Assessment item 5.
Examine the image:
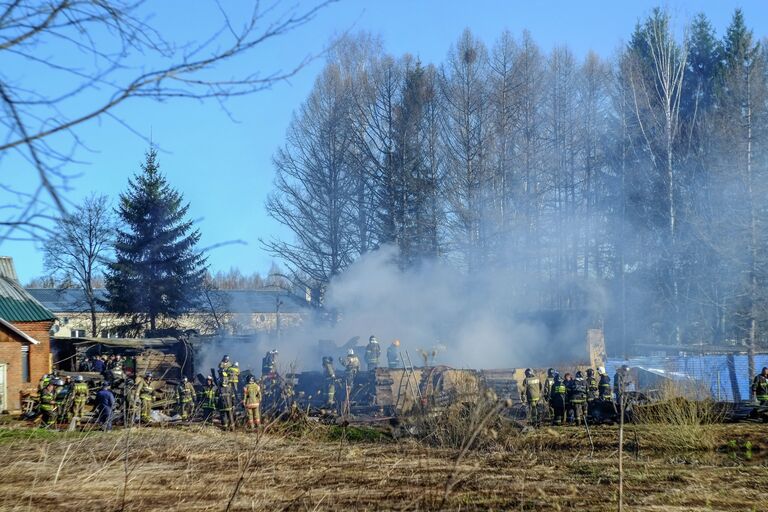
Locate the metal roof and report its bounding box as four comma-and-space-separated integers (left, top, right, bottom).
26, 288, 309, 315
0, 257, 55, 322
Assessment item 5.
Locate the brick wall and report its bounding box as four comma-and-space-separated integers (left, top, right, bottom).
0, 320, 52, 412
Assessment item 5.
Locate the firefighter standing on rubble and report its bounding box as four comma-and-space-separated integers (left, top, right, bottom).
71, 375, 89, 423
550, 373, 567, 426
751, 367, 768, 405
262, 350, 278, 376
177, 377, 196, 420
568, 371, 588, 425
219, 355, 231, 380
135, 372, 154, 423
228, 362, 241, 397
243, 375, 262, 430
200, 376, 218, 423
340, 349, 360, 384
365, 335, 381, 371
322, 356, 336, 409
387, 340, 401, 368
520, 368, 542, 426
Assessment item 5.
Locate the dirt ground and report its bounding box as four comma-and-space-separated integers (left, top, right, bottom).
0, 421, 765, 511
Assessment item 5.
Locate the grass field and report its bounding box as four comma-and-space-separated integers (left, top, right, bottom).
0, 420, 765, 511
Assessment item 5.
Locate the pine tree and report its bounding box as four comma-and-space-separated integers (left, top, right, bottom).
105, 147, 207, 331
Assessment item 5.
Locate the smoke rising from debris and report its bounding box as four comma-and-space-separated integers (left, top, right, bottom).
196, 245, 604, 374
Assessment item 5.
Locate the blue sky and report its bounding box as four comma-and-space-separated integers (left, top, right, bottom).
4, 0, 767, 284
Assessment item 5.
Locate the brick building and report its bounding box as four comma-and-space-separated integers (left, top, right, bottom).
0, 257, 55, 412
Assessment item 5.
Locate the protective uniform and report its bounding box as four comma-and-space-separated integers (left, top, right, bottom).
228, 362, 241, 395
176, 378, 196, 420
543, 368, 556, 421
262, 350, 278, 376
340, 350, 360, 386
135, 374, 154, 423
38, 384, 57, 427
200, 379, 217, 423
520, 369, 542, 426
218, 384, 235, 429
322, 356, 336, 407
387, 340, 401, 369
71, 376, 89, 421
751, 367, 768, 405
597, 367, 611, 400
364, 336, 381, 371
568, 371, 588, 424
218, 355, 231, 381
54, 378, 70, 423
550, 374, 567, 426
243, 377, 262, 430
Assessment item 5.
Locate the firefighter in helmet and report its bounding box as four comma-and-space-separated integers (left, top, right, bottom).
387, 339, 401, 368
751, 367, 768, 405
243, 375, 262, 430
520, 368, 542, 426
364, 335, 381, 371
71, 375, 89, 423
550, 372, 567, 426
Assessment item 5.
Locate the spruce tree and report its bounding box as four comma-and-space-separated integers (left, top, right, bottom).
106, 147, 207, 332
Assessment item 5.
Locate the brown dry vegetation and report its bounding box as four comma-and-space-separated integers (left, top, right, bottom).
0, 420, 766, 512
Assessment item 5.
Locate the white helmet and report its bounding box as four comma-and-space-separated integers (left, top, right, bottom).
347, 348, 355, 356
234, 362, 239, 367
597, 366, 606, 375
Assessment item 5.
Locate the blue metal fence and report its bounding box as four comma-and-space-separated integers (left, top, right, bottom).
606, 354, 768, 402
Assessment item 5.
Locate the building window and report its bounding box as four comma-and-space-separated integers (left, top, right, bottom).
21, 345, 30, 382
72, 329, 86, 338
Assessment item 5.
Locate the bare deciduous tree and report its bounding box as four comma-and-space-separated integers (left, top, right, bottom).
0, 0, 332, 241
43, 194, 114, 336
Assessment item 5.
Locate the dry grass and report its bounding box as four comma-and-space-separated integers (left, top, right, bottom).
0, 420, 765, 511
633, 381, 725, 452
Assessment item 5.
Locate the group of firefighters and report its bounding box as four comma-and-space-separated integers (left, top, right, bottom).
519, 366, 630, 426
31, 335, 768, 431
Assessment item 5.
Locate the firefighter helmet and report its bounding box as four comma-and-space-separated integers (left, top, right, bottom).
525, 368, 534, 378
575, 370, 583, 379
74, 375, 84, 382
347, 348, 355, 356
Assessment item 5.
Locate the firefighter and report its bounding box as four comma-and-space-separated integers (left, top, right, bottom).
550, 373, 567, 426
364, 335, 381, 371
135, 372, 154, 423
218, 355, 231, 380
520, 368, 542, 426
229, 362, 241, 394
585, 368, 599, 416
542, 368, 556, 420
218, 379, 235, 430
200, 376, 218, 423
568, 370, 588, 425
751, 367, 768, 405
322, 356, 336, 408
387, 340, 401, 369
243, 375, 262, 430
176, 377, 196, 420
54, 377, 70, 424
38, 381, 57, 428
340, 349, 360, 385
71, 375, 89, 422
262, 350, 278, 376
597, 367, 612, 400
614, 365, 631, 404
37, 373, 51, 393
